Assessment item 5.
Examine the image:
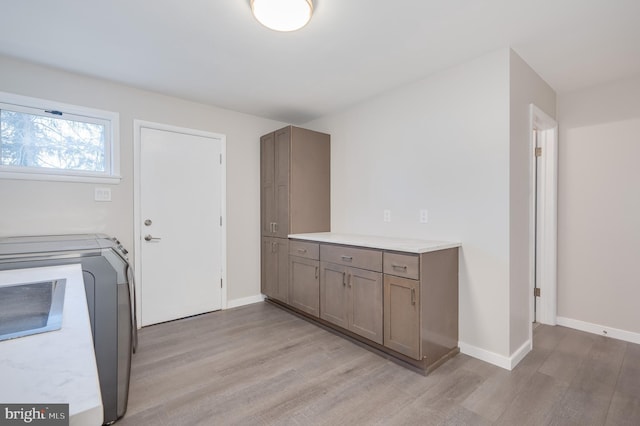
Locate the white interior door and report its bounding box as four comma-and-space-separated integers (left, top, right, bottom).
139, 126, 223, 326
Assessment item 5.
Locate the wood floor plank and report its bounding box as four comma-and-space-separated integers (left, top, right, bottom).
615, 341, 640, 397
461, 336, 555, 422
492, 371, 569, 425
547, 336, 627, 426
118, 303, 640, 426
605, 391, 640, 426
538, 328, 597, 384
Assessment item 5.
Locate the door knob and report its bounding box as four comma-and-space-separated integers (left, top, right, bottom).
144, 234, 161, 242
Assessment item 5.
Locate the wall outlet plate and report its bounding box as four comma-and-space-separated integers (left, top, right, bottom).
94, 187, 112, 202
419, 209, 428, 223
383, 209, 391, 222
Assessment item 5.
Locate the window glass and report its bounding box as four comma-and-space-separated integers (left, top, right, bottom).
1, 109, 107, 172
0, 92, 119, 183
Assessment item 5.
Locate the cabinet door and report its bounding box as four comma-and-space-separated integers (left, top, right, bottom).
261, 237, 277, 297
289, 256, 319, 317
349, 268, 383, 344
384, 275, 420, 359
275, 238, 289, 302
260, 133, 276, 236
320, 262, 348, 329
261, 237, 289, 303
274, 127, 290, 237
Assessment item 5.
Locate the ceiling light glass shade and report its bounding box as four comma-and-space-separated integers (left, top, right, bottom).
251, 0, 314, 32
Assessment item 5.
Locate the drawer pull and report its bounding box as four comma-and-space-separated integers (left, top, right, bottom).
340, 255, 353, 262
392, 264, 408, 271
342, 272, 346, 286
411, 288, 416, 305
297, 248, 307, 253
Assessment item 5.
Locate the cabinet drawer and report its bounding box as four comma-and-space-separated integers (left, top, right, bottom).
383, 252, 419, 280
320, 244, 382, 272
289, 240, 319, 260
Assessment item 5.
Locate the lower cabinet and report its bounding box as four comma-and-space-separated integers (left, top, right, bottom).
319, 262, 348, 329
280, 237, 459, 374
261, 237, 289, 303
320, 261, 383, 344
289, 256, 319, 317
383, 274, 420, 359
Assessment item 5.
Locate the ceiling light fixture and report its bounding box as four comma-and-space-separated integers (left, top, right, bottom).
251, 0, 314, 32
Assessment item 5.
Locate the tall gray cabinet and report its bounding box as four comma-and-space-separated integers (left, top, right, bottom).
260, 126, 330, 303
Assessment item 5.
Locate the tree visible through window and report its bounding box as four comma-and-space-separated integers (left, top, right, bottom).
0, 92, 119, 182
0, 110, 106, 172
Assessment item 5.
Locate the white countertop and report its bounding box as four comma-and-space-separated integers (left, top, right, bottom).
0, 264, 103, 426
288, 232, 461, 254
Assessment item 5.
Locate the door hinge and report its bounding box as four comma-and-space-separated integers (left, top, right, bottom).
220, 278, 223, 288
535, 147, 542, 157
219, 153, 222, 164
220, 216, 222, 226
534, 288, 541, 297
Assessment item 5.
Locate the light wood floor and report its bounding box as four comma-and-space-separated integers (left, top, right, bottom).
119, 302, 640, 425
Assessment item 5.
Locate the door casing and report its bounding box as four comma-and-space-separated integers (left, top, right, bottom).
529, 104, 558, 333
133, 120, 227, 328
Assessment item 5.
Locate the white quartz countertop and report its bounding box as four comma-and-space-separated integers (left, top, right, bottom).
0, 264, 103, 426
288, 232, 461, 254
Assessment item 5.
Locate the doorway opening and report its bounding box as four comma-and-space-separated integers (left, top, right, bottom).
529, 104, 558, 331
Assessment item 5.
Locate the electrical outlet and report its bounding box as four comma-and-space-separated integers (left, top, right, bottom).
94, 187, 112, 202
383, 209, 391, 222
419, 209, 428, 223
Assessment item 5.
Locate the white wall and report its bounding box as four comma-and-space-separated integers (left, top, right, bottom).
305, 49, 513, 358
557, 75, 640, 336
508, 51, 556, 354
0, 55, 285, 304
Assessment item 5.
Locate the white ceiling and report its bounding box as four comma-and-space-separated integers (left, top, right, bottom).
1, 1, 639, 124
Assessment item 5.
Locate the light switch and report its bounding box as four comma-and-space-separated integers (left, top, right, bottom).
94, 187, 112, 202
383, 209, 391, 222
419, 209, 428, 223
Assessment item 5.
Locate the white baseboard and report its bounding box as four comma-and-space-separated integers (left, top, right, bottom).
226, 294, 265, 309
510, 339, 532, 369
557, 316, 640, 345
459, 339, 531, 371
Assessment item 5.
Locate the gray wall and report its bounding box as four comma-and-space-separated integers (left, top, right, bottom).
508, 50, 556, 353
0, 55, 286, 304
305, 49, 514, 358
557, 74, 640, 334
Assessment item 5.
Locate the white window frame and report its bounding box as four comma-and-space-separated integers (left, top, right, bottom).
0, 91, 120, 184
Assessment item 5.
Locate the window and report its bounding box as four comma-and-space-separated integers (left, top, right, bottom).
0, 92, 120, 183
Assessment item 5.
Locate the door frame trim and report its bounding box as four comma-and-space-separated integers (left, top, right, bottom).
133, 120, 227, 328
528, 104, 558, 333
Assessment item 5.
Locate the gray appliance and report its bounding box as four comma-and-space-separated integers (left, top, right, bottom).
0, 234, 137, 425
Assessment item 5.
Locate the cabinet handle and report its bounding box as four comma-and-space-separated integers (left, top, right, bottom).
341, 255, 353, 262
342, 271, 346, 286
315, 266, 319, 279
271, 242, 276, 252
273, 222, 278, 233
297, 248, 307, 253
392, 264, 408, 271
411, 288, 416, 305
347, 273, 352, 288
